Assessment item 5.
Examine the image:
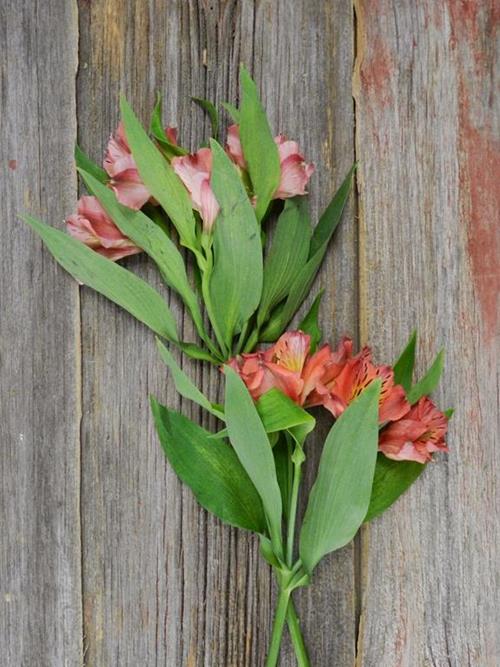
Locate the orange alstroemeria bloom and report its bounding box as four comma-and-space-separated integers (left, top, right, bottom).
230, 332, 410, 425
378, 396, 449, 463
325, 347, 410, 423
229, 331, 352, 409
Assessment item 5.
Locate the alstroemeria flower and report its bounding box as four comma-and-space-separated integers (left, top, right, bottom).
379, 396, 449, 463
226, 124, 246, 169
229, 331, 351, 408
225, 125, 315, 199
66, 195, 141, 261
103, 121, 152, 210
325, 348, 410, 423
171, 148, 220, 232
274, 135, 315, 199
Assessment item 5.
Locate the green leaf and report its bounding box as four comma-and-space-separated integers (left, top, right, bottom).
156, 339, 224, 419
257, 198, 311, 326
149, 93, 187, 158
24, 215, 178, 342
222, 102, 241, 123
192, 97, 219, 139
79, 169, 207, 342
364, 454, 425, 522
260, 168, 354, 341
224, 367, 283, 556
179, 342, 220, 364
443, 408, 454, 419
273, 435, 292, 521
74, 144, 108, 183
298, 290, 324, 353
151, 398, 266, 533
239, 65, 280, 221
259, 251, 324, 342
209, 139, 263, 345
299, 380, 381, 573
309, 165, 356, 256
393, 330, 417, 392
256, 389, 315, 444
407, 350, 445, 404
120, 96, 198, 253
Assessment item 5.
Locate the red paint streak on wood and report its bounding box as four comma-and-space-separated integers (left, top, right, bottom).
8, 159, 17, 170
359, 37, 394, 108
447, 1, 500, 342
459, 86, 500, 342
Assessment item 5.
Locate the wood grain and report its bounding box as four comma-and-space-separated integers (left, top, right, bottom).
353, 1, 499, 665
77, 1, 355, 665
0, 1, 82, 665
2, 0, 498, 665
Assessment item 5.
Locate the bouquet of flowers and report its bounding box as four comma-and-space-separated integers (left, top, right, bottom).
25, 66, 451, 665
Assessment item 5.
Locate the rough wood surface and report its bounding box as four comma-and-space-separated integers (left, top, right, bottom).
76, 2, 356, 665
353, 1, 499, 666
0, 1, 82, 665
1, 0, 498, 665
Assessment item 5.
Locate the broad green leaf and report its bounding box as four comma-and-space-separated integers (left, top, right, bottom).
257, 198, 311, 326
239, 65, 280, 221
156, 339, 224, 419
224, 367, 283, 556
300, 380, 381, 573
151, 398, 266, 533
256, 389, 315, 444
75, 144, 108, 183
120, 97, 198, 252
407, 350, 445, 404
209, 140, 263, 345
206, 387, 315, 441
364, 454, 424, 522
222, 102, 241, 123
260, 168, 354, 341
79, 170, 207, 341
298, 290, 324, 353
149, 93, 187, 158
192, 97, 219, 139
24, 216, 178, 342
393, 330, 417, 392
309, 165, 356, 256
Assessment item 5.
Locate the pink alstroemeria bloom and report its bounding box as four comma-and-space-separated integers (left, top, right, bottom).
274, 135, 315, 199
225, 124, 315, 199
66, 195, 141, 261
103, 121, 151, 210
325, 348, 410, 423
378, 396, 449, 463
225, 124, 247, 169
228, 331, 352, 409
171, 148, 220, 232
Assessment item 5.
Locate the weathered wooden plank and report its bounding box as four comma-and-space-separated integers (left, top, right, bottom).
249, 2, 358, 665
0, 1, 82, 665
353, 1, 499, 665
76, 1, 355, 665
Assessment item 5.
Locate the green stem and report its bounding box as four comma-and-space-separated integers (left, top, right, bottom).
200, 243, 229, 359
287, 600, 311, 667
235, 320, 249, 355
266, 586, 291, 667
242, 328, 259, 353
286, 447, 304, 566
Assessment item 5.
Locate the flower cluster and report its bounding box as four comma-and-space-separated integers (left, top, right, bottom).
229, 330, 448, 463
172, 124, 314, 231
66, 121, 314, 254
